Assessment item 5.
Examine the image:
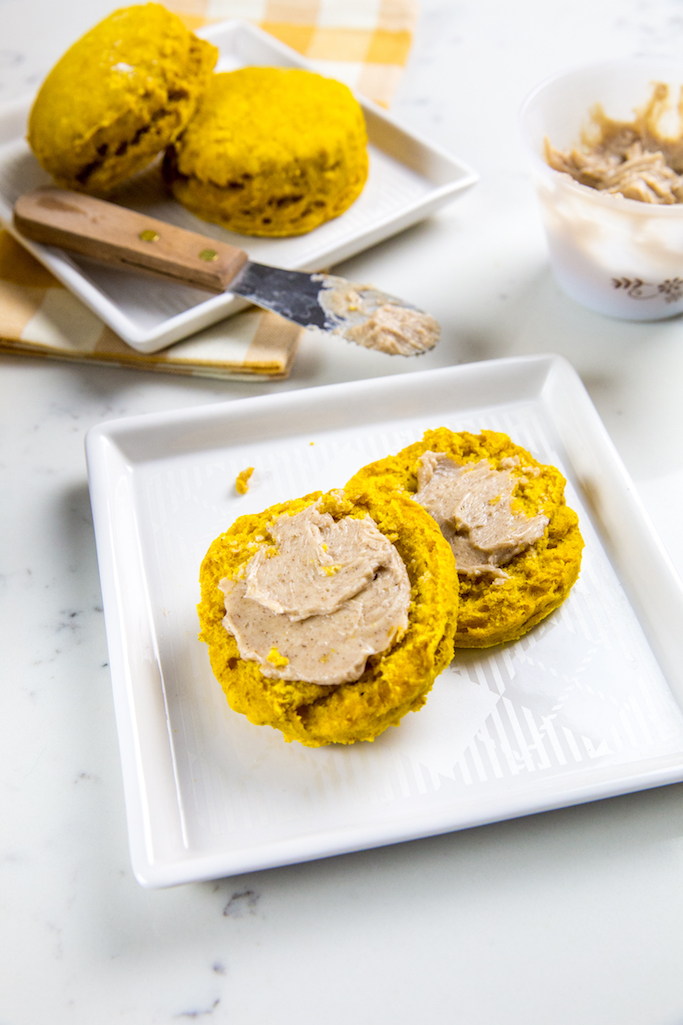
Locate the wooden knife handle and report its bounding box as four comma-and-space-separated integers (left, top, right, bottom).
13, 187, 248, 293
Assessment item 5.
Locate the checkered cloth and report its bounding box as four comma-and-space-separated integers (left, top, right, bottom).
0, 0, 417, 380
175, 0, 417, 108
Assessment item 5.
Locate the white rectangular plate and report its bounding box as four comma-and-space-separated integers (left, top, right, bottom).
86, 355, 683, 888
0, 19, 477, 353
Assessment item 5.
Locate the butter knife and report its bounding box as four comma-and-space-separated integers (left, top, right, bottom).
13, 187, 439, 356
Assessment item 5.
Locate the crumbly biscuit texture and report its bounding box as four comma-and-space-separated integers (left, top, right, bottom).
198, 487, 458, 746
27, 4, 218, 194
165, 67, 368, 236
346, 429, 584, 648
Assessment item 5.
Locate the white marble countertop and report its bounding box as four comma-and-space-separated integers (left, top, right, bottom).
3, 1, 683, 1023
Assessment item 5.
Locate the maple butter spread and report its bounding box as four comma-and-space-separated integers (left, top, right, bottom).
344, 429, 584, 648
198, 487, 458, 746
219, 501, 410, 686
347, 304, 440, 356
415, 452, 548, 580
315, 276, 440, 356
545, 83, 683, 204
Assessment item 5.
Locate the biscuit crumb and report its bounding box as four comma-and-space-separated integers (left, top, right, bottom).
235, 467, 254, 494
266, 647, 289, 668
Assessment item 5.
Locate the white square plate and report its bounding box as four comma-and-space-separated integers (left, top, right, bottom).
86, 355, 683, 888
0, 19, 477, 353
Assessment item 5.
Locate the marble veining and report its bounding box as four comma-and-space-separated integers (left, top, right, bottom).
222, 890, 261, 918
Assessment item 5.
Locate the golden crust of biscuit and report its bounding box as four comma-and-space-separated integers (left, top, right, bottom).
345, 429, 585, 648
164, 67, 368, 237
27, 4, 217, 194
197, 487, 458, 747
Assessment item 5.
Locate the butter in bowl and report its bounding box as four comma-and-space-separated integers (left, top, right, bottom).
521, 58, 683, 321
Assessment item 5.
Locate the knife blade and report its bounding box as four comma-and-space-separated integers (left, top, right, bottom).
13, 187, 440, 355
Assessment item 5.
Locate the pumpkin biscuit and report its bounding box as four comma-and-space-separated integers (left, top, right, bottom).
346, 429, 584, 648
164, 67, 368, 236
198, 486, 458, 747
27, 4, 217, 194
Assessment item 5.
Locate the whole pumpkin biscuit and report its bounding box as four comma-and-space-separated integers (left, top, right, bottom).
198, 486, 458, 747
164, 67, 369, 236
345, 429, 584, 648
27, 4, 218, 194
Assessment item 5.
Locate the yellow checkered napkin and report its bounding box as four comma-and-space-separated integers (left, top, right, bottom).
176, 0, 417, 108
0, 0, 416, 380
0, 232, 301, 379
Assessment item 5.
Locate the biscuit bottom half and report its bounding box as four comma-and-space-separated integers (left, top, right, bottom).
198, 487, 458, 746
345, 429, 585, 648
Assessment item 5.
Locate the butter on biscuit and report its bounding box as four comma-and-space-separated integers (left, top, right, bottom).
346, 429, 584, 648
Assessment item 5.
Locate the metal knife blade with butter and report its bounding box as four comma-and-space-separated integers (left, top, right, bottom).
13, 188, 440, 356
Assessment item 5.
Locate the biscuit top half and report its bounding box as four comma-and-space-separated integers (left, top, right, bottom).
170, 67, 368, 184
28, 3, 218, 191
